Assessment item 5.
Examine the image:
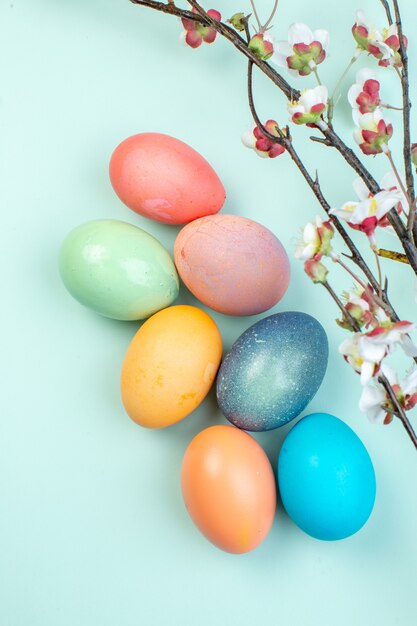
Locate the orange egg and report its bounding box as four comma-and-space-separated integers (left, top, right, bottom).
120, 306, 222, 428
181, 425, 276, 553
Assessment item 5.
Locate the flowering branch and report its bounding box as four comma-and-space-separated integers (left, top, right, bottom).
130, 0, 417, 273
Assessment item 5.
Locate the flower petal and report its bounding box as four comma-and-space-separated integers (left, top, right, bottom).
373, 190, 402, 218
313, 29, 329, 50
402, 367, 417, 395
348, 84, 362, 109
353, 177, 371, 201
356, 10, 370, 28
271, 40, 293, 67
359, 335, 387, 363
359, 384, 386, 423
360, 360, 377, 384
288, 22, 314, 46
356, 67, 377, 86
241, 129, 256, 149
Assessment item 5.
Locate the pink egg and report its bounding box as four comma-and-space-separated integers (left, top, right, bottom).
174, 214, 291, 316
109, 133, 226, 225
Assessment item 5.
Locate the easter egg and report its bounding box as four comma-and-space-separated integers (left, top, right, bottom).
216, 311, 328, 431
59, 220, 179, 321
278, 413, 376, 540
174, 214, 290, 316
121, 305, 222, 428
181, 425, 276, 553
109, 133, 226, 224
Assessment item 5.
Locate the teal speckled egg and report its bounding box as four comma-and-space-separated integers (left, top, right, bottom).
216, 312, 328, 431
59, 220, 179, 321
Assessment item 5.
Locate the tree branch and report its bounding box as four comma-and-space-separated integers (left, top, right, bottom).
246, 60, 400, 320
392, 0, 416, 238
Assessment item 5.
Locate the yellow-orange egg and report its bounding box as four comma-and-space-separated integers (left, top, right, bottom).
181, 425, 277, 553
120, 305, 222, 428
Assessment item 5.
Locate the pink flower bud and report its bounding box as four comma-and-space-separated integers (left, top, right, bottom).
378, 31, 408, 68
353, 111, 393, 155
228, 12, 246, 32
304, 258, 328, 284
242, 120, 285, 159
288, 86, 328, 128
249, 33, 274, 61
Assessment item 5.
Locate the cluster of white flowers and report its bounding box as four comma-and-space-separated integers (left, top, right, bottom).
330, 174, 404, 250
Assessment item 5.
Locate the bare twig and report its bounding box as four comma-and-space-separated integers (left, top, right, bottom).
322, 281, 357, 328
373, 249, 383, 299
249, 0, 262, 31
385, 148, 410, 216
310, 136, 332, 146
392, 0, 416, 237
262, 0, 279, 32
380, 0, 393, 25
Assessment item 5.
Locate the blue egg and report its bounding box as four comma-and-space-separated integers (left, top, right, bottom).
278, 413, 376, 540
216, 312, 328, 431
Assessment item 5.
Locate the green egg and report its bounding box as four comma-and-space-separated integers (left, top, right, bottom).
59, 219, 179, 321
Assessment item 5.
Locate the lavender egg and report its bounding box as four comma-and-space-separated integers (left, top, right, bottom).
216, 312, 328, 431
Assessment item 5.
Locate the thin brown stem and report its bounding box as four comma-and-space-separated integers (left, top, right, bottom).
379, 374, 417, 450
380, 0, 393, 24
385, 149, 410, 217
329, 55, 358, 124
249, 0, 262, 31
335, 258, 366, 289
382, 103, 403, 111
373, 249, 383, 299
262, 0, 279, 32
392, 0, 416, 237
322, 281, 360, 330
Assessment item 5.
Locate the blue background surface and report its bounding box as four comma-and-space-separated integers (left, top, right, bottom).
1, 1, 417, 624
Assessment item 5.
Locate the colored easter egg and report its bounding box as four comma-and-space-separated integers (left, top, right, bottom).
59, 220, 179, 321
109, 133, 226, 224
121, 305, 222, 428
181, 425, 276, 553
216, 312, 328, 431
278, 413, 376, 540
174, 214, 290, 316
